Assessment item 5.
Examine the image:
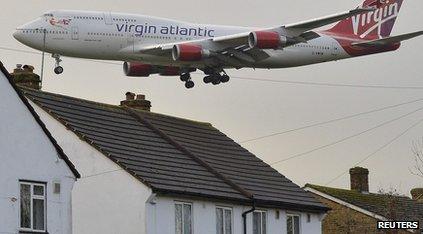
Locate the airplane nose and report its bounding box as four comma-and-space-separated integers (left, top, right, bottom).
13, 29, 22, 41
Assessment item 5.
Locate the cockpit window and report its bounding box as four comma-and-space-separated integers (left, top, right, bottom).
43, 13, 54, 17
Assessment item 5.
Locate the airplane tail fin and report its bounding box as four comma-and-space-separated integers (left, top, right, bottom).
326, 0, 404, 39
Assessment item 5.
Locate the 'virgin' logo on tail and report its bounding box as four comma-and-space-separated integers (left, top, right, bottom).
352, 2, 399, 38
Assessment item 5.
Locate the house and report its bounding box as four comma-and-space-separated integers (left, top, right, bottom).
305, 167, 423, 234
0, 62, 80, 234
8, 65, 330, 234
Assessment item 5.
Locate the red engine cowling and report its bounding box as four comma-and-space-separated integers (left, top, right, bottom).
172, 44, 210, 61
248, 31, 287, 49
123, 62, 154, 77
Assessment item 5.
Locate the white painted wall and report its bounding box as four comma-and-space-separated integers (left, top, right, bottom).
30, 102, 153, 234
0, 73, 76, 234
147, 196, 323, 234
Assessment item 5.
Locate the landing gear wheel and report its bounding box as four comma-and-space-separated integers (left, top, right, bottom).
203, 76, 212, 84
54, 66, 64, 75
211, 75, 221, 85
180, 73, 190, 82
221, 74, 230, 83
185, 80, 195, 89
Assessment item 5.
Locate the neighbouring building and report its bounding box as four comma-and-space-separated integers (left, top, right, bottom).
0, 62, 80, 234
305, 167, 423, 234
10, 64, 330, 234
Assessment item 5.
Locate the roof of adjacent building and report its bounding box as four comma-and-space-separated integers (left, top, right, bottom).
0, 62, 80, 178
306, 184, 423, 222
21, 86, 328, 212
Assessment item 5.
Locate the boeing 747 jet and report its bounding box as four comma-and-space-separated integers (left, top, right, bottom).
13, 0, 422, 88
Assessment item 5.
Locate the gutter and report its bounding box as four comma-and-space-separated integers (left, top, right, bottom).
242, 199, 256, 234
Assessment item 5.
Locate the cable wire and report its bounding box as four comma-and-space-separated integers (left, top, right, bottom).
241, 97, 423, 143
325, 117, 423, 185
270, 106, 423, 165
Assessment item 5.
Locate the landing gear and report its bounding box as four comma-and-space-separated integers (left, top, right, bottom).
54, 66, 64, 75
52, 54, 63, 75
180, 73, 195, 89
203, 70, 230, 85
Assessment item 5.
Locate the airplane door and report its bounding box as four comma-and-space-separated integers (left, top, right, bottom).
103, 12, 113, 25
127, 34, 134, 53
71, 27, 79, 40
332, 42, 340, 57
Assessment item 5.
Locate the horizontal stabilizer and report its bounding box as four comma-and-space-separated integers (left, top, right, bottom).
352, 31, 423, 47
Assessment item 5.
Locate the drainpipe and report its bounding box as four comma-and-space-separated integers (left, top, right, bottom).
242, 199, 256, 234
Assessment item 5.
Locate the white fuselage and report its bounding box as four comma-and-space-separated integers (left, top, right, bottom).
14, 10, 350, 69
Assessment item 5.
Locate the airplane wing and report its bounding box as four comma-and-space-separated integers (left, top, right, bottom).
351, 31, 423, 47
137, 8, 372, 68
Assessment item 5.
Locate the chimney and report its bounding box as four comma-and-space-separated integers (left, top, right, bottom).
349, 167, 369, 193
411, 188, 423, 202
120, 92, 151, 111
10, 64, 41, 90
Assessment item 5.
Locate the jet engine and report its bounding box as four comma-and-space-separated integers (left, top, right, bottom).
172, 44, 210, 61
248, 31, 288, 49
123, 62, 154, 77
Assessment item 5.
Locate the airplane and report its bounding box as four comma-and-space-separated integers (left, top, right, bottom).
13, 0, 423, 89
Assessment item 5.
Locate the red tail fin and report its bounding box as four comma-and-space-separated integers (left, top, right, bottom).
326, 0, 404, 39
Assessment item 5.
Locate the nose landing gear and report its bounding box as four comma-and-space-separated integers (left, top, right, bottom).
52, 54, 63, 75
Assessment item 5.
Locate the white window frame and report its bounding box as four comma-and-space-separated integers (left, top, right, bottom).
252, 210, 267, 234
19, 181, 47, 233
286, 213, 301, 234
174, 201, 193, 234
216, 206, 233, 234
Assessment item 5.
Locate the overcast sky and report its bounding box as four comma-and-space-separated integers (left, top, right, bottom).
2, 0, 423, 196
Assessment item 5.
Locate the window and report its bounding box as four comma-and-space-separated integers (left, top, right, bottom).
253, 210, 266, 234
216, 207, 232, 234
175, 202, 192, 234
20, 182, 46, 232
287, 214, 300, 234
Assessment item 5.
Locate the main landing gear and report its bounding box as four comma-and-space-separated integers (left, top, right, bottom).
203, 71, 230, 85
180, 73, 195, 89
52, 54, 64, 75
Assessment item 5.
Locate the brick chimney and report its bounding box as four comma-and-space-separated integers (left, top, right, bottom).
411, 188, 423, 202
120, 92, 151, 111
10, 64, 41, 90
349, 167, 369, 193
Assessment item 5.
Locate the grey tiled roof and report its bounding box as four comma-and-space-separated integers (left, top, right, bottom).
307, 184, 423, 223
22, 87, 328, 212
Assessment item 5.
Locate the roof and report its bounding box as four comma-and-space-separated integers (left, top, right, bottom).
306, 184, 423, 223
21, 86, 328, 212
0, 62, 80, 178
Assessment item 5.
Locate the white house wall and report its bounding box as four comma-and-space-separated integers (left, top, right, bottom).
29, 101, 153, 234
147, 196, 323, 234
0, 73, 76, 234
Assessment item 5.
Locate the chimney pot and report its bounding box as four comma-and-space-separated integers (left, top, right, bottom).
349, 167, 369, 193
136, 94, 145, 100
125, 92, 136, 101
411, 188, 423, 202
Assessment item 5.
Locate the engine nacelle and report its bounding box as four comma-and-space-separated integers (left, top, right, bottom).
172, 44, 210, 61
123, 62, 154, 77
248, 31, 288, 49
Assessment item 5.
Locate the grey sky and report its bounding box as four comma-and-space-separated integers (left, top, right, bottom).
2, 0, 423, 196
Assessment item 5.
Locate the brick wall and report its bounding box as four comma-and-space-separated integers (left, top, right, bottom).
311, 194, 411, 234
